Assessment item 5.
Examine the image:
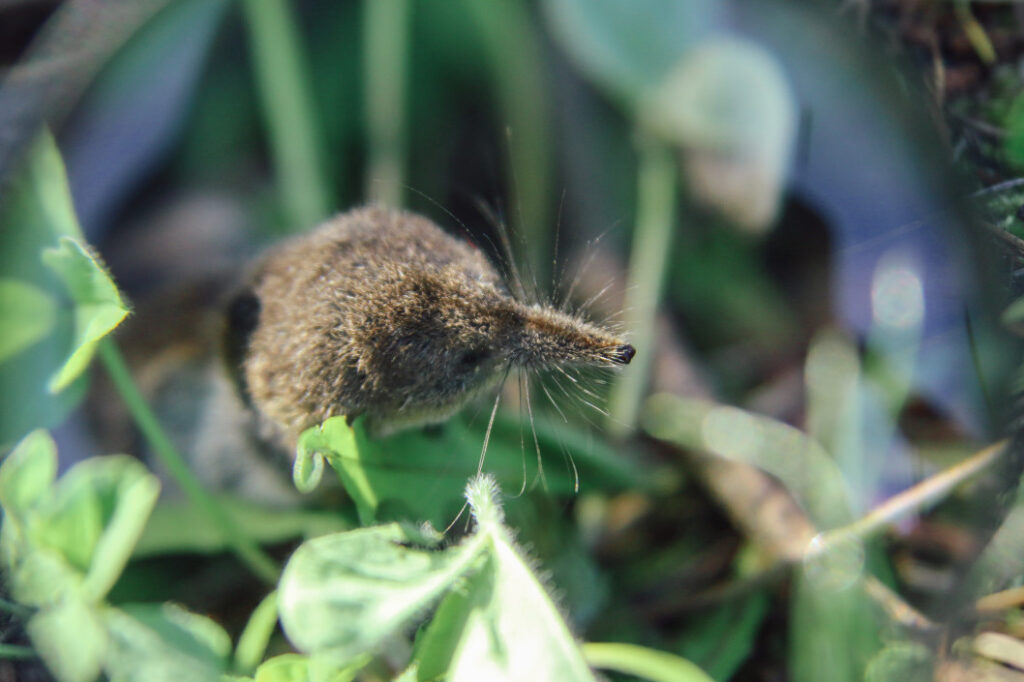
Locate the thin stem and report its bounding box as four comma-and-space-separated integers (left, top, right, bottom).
976, 585, 1024, 613
98, 339, 280, 584
810, 440, 1006, 554
0, 598, 31, 619
462, 0, 552, 282
363, 0, 410, 207
607, 138, 676, 435
0, 644, 36, 660
241, 0, 331, 230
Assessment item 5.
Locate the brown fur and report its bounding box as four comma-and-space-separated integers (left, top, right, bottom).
233, 206, 633, 445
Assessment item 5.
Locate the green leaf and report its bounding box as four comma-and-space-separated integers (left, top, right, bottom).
42, 237, 129, 393
644, 394, 852, 529
0, 279, 58, 363
9, 131, 83, 242
292, 438, 325, 494
789, 574, 881, 682
103, 603, 231, 682
392, 664, 418, 682
132, 496, 348, 558
254, 655, 308, 682
676, 589, 769, 681
582, 643, 714, 682
0, 429, 58, 517
312, 412, 650, 530
430, 476, 598, 682
5, 542, 85, 608
643, 37, 795, 230
863, 642, 933, 682
234, 591, 279, 675
1002, 295, 1024, 334
27, 596, 106, 682
278, 523, 486, 664
297, 417, 376, 524
0, 130, 92, 442
1005, 91, 1024, 168
541, 0, 714, 105
250, 653, 367, 682
30, 456, 160, 601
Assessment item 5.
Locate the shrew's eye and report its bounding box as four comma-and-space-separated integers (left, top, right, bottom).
458, 347, 491, 368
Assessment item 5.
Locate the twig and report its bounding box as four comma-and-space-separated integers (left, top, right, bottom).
812, 440, 1007, 553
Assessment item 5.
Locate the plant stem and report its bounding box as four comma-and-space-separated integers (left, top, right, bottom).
241, 0, 330, 230
363, 0, 410, 207
234, 590, 279, 674
0, 598, 31, 619
608, 139, 676, 436
462, 0, 552, 283
0, 644, 36, 660
809, 440, 1007, 556
97, 339, 280, 584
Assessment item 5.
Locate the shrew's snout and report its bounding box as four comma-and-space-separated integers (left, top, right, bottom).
612, 344, 635, 365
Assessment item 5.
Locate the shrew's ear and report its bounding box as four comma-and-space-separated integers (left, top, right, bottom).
223, 288, 261, 406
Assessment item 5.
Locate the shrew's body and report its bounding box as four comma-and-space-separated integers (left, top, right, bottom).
228, 206, 634, 446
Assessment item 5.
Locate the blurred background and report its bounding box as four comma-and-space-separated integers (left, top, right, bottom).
2, 0, 1024, 679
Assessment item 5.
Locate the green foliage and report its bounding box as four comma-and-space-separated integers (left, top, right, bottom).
295, 413, 651, 529
275, 475, 697, 681
0, 430, 230, 682
541, 0, 714, 106
41, 237, 129, 393
1005, 91, 1024, 168
0, 131, 128, 441
0, 279, 57, 364
582, 642, 714, 682
676, 590, 770, 681
644, 394, 853, 529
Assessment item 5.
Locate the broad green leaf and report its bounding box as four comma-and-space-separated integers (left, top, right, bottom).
6, 542, 85, 608
27, 596, 107, 682
104, 603, 231, 682
0, 279, 58, 363
254, 655, 308, 682
133, 496, 349, 558
676, 589, 769, 681
789, 574, 881, 682
582, 643, 713, 682
42, 237, 129, 393
234, 591, 279, 675
392, 664, 418, 682
412, 562, 488, 681
312, 411, 650, 529
964, 502, 1024, 598
541, 0, 714, 106
644, 394, 852, 529
644, 37, 795, 231
9, 131, 83, 242
30, 456, 160, 601
863, 642, 933, 682
250, 653, 367, 682
0, 131, 92, 441
299, 417, 375, 524
0, 429, 57, 516
278, 523, 486, 663
436, 476, 598, 682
